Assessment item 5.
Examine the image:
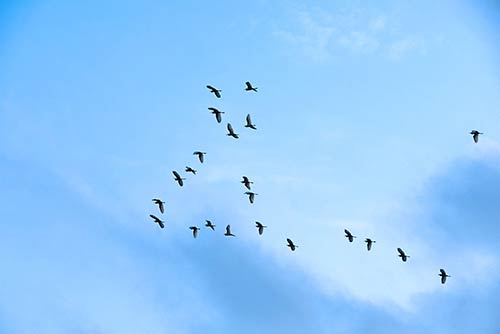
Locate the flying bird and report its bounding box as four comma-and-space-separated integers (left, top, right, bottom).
255, 221, 267, 235
245, 114, 257, 130
224, 224, 235, 237
189, 226, 200, 238
185, 166, 197, 175
205, 220, 216, 231
365, 238, 376, 251
193, 151, 206, 163
227, 123, 239, 138
397, 248, 410, 262
152, 198, 165, 214
206, 85, 221, 98
149, 214, 164, 229
344, 229, 356, 242
241, 176, 253, 190
172, 170, 185, 187
470, 130, 483, 143
208, 107, 224, 123
245, 81, 258, 92
439, 269, 451, 284
286, 238, 298, 251
245, 191, 258, 204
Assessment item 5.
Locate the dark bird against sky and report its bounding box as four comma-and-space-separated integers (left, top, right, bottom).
227, 123, 239, 139
193, 151, 206, 163
245, 191, 257, 204
149, 214, 164, 229
172, 170, 185, 187
344, 229, 356, 242
245, 114, 257, 130
287, 238, 298, 251
152, 198, 165, 214
397, 248, 410, 262
245, 81, 258, 92
241, 176, 253, 190
206, 85, 221, 98
255, 221, 267, 235
208, 107, 224, 123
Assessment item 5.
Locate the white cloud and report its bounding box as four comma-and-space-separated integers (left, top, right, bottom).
274, 7, 427, 61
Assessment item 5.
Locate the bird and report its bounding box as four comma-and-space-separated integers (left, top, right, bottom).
149, 214, 164, 229
205, 220, 216, 231
227, 123, 239, 138
397, 248, 410, 262
185, 166, 197, 175
193, 151, 206, 163
470, 130, 483, 143
245, 81, 257, 92
439, 269, 451, 284
206, 85, 221, 98
245, 114, 257, 130
245, 191, 258, 204
152, 198, 165, 214
208, 107, 224, 123
286, 238, 298, 251
224, 224, 235, 237
255, 221, 267, 235
189, 226, 200, 238
364, 238, 376, 251
241, 176, 253, 190
344, 229, 356, 242
172, 170, 185, 187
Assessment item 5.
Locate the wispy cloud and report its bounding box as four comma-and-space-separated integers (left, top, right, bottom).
274, 7, 427, 61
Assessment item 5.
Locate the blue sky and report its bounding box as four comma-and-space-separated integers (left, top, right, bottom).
1, 0, 500, 333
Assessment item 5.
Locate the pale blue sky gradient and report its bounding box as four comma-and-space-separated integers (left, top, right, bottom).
1, 1, 500, 333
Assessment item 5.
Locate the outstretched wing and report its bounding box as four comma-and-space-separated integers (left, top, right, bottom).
473, 133, 479, 143
159, 201, 164, 214
227, 123, 234, 134
246, 114, 252, 126
246, 81, 252, 89
397, 248, 404, 256
214, 90, 221, 98
172, 171, 181, 179
216, 112, 222, 123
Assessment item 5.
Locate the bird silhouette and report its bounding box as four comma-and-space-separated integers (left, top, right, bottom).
208, 107, 224, 123
365, 238, 376, 251
287, 238, 298, 251
397, 248, 410, 262
189, 226, 200, 238
245, 81, 257, 92
172, 171, 185, 187
439, 269, 451, 284
255, 221, 267, 235
245, 191, 257, 204
344, 229, 356, 242
227, 123, 239, 138
185, 166, 197, 175
205, 220, 216, 231
245, 114, 257, 130
241, 176, 253, 190
152, 199, 165, 214
470, 130, 483, 143
206, 85, 221, 98
149, 214, 164, 229
224, 224, 235, 237
193, 151, 206, 163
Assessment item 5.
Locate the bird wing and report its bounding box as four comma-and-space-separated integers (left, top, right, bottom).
258, 226, 264, 235
159, 221, 165, 228
200, 154, 204, 163
159, 202, 164, 213
344, 229, 351, 237
367, 241, 372, 251
226, 225, 231, 234
287, 238, 293, 245
246, 114, 252, 125
150, 214, 159, 221
208, 107, 217, 112
216, 112, 222, 123
397, 248, 404, 256
249, 193, 254, 203
441, 275, 446, 284
214, 90, 221, 98
246, 81, 252, 89
206, 85, 215, 91
173, 171, 181, 179
473, 133, 479, 143
194, 229, 198, 238
227, 123, 234, 134
440, 269, 446, 275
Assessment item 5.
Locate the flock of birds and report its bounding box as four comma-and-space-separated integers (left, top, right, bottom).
147, 81, 486, 286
